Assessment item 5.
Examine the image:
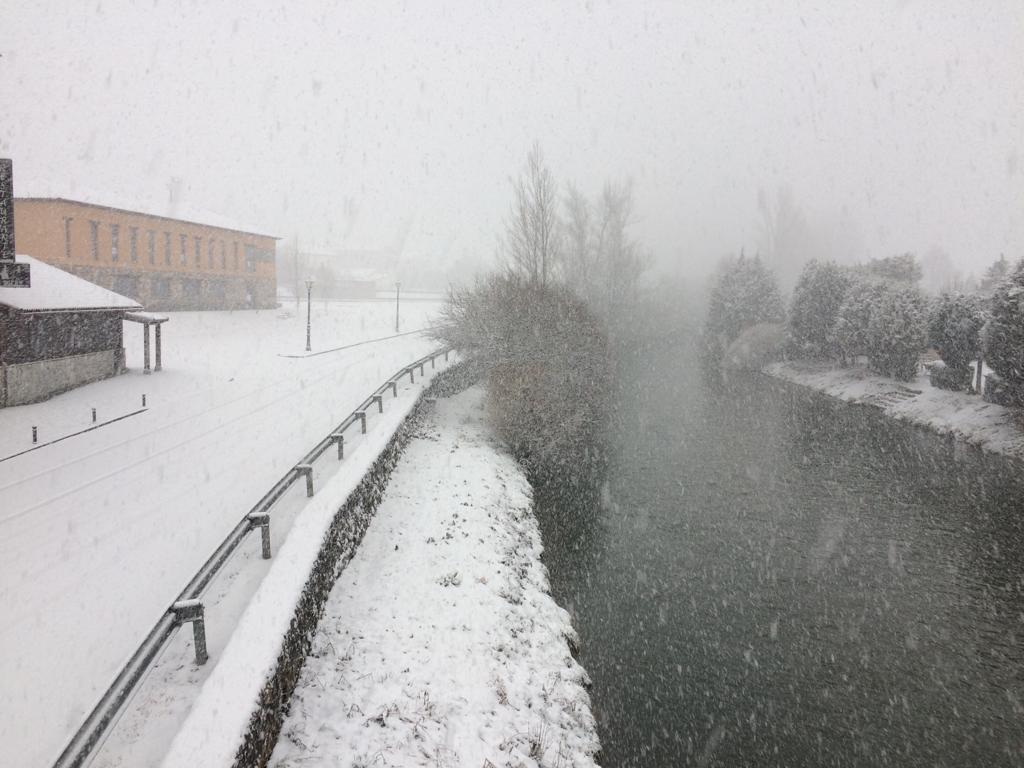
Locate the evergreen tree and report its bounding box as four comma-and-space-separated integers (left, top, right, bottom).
701, 254, 784, 374
866, 285, 927, 381
788, 260, 850, 359
984, 258, 1024, 403
830, 278, 882, 364
979, 255, 1010, 295
927, 292, 984, 370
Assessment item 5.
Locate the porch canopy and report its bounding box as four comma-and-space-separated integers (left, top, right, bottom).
125, 311, 169, 374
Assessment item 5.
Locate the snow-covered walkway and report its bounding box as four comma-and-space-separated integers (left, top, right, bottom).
765, 360, 1024, 462
269, 387, 600, 768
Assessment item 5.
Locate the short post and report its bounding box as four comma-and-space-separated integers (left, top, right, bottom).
295, 464, 314, 497
143, 323, 151, 374
171, 600, 209, 665
356, 411, 367, 434
32, 426, 37, 444
372, 394, 383, 413
92, 408, 97, 423
444, 349, 449, 362
154, 323, 162, 372
430, 354, 435, 369
331, 432, 345, 459
419, 362, 425, 376
388, 380, 398, 397
408, 368, 415, 384
248, 512, 272, 559
142, 393, 146, 407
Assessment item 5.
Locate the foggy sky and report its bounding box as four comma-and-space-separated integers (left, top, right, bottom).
1, 1, 1021, 279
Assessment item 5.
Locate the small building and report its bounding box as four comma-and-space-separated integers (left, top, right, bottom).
0, 254, 141, 407
13, 197, 278, 311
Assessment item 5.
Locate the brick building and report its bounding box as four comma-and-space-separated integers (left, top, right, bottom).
13, 198, 278, 311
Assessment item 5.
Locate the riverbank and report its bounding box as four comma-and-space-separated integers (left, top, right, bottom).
268, 386, 600, 768
764, 360, 1024, 462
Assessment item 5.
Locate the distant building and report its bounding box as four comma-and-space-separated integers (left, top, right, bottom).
13, 198, 278, 311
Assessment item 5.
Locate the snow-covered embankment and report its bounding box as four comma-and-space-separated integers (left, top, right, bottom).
764, 360, 1024, 462
269, 386, 600, 768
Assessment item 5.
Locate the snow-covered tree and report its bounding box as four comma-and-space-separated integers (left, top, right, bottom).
984, 258, 1024, 404
701, 254, 784, 374
787, 260, 851, 359
866, 285, 927, 381
979, 255, 1011, 296
829, 278, 882, 364
864, 253, 922, 284
927, 292, 984, 390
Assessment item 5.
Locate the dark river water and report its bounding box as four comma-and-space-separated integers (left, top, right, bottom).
536, 339, 1024, 767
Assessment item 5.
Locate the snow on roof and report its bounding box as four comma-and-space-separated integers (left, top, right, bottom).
0, 255, 142, 312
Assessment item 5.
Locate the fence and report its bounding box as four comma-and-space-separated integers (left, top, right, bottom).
52, 347, 452, 768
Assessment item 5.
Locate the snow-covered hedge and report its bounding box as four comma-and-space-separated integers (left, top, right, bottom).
830, 278, 883, 364
984, 258, 1024, 405
788, 259, 851, 359
926, 292, 984, 390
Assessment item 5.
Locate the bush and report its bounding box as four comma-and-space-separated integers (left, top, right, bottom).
431, 273, 610, 487
866, 285, 927, 381
830, 278, 883, 363
926, 292, 984, 380
984, 258, 1024, 405
701, 254, 784, 375
787, 260, 850, 359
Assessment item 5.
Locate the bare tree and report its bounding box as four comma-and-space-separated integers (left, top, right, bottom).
592, 180, 647, 330
502, 141, 561, 286
562, 183, 594, 296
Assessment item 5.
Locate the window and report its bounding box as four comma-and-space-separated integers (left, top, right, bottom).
179, 234, 187, 266
194, 236, 201, 267
152, 276, 171, 298
220, 240, 226, 269
112, 274, 139, 298
89, 220, 99, 260
110, 224, 119, 261
244, 244, 256, 272
147, 230, 156, 264
63, 217, 73, 258
164, 232, 172, 265
233, 242, 239, 271
208, 238, 215, 269
129, 226, 138, 262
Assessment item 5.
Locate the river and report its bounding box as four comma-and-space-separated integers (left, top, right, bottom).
536, 338, 1024, 767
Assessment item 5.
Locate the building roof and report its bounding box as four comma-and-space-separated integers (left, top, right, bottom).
0, 255, 142, 312
15, 197, 279, 240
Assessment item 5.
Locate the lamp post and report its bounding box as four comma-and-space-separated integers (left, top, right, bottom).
305, 278, 314, 352
395, 281, 401, 333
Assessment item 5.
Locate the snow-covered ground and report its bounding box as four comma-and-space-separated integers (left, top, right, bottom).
764, 360, 1024, 462
267, 387, 600, 768
0, 300, 443, 768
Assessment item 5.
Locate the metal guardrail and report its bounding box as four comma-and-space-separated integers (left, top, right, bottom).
52, 347, 452, 768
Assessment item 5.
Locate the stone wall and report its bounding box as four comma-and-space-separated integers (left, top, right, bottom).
1, 348, 123, 406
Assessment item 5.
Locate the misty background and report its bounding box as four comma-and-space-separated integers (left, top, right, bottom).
2, 1, 1021, 288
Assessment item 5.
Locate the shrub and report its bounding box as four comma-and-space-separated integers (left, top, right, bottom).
866, 285, 927, 381
787, 260, 850, 359
984, 258, 1024, 405
701, 254, 784, 375
830, 278, 883, 364
431, 273, 610, 487
927, 292, 984, 378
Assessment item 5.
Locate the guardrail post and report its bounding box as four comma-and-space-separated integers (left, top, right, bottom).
388, 380, 398, 397
295, 464, 314, 497
355, 411, 367, 434
419, 362, 425, 376
171, 600, 209, 665
430, 354, 435, 369
407, 367, 415, 383
248, 512, 272, 559
371, 394, 383, 413
331, 432, 344, 459
444, 349, 449, 362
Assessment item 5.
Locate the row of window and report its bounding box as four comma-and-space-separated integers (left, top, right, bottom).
64, 217, 260, 273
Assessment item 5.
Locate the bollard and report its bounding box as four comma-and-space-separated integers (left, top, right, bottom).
372, 394, 383, 413
92, 408, 97, 423
32, 426, 37, 444
171, 600, 209, 665
355, 411, 367, 434
295, 464, 314, 497
142, 394, 146, 407
331, 432, 345, 459
248, 512, 272, 559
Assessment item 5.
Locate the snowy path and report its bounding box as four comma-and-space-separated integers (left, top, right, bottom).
0, 302, 441, 768
269, 387, 600, 768
765, 360, 1024, 461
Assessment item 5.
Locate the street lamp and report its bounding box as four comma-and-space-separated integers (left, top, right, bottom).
395, 281, 401, 333
305, 278, 314, 352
